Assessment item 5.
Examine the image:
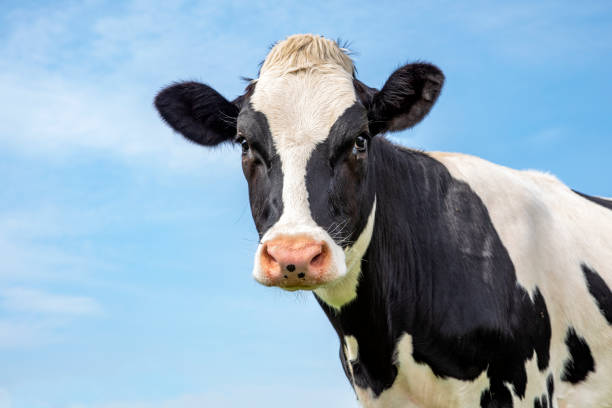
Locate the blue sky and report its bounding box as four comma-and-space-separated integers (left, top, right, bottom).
0, 1, 611, 407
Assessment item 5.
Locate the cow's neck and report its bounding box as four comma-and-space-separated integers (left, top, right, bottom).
314, 138, 445, 392
317, 139, 452, 323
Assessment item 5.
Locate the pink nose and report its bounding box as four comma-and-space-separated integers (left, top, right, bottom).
260, 236, 330, 288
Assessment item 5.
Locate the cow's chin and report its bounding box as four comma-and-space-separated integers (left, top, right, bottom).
251, 225, 348, 291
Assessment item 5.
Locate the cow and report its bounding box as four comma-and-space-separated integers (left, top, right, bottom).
154, 34, 612, 407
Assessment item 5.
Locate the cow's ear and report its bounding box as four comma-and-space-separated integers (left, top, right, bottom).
154, 81, 239, 146
366, 63, 444, 135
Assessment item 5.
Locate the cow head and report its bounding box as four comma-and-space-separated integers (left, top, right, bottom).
154, 34, 443, 308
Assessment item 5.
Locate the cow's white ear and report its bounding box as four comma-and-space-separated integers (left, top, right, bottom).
366, 63, 444, 135
154, 81, 239, 146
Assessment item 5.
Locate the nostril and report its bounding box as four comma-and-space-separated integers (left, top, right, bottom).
309, 244, 326, 267
262, 244, 279, 267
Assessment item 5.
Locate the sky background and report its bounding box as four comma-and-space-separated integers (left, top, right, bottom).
1, 1, 611, 407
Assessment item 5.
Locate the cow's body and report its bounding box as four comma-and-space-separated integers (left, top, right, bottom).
317, 142, 612, 407
154, 34, 612, 407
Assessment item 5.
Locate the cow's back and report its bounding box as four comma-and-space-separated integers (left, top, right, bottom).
430, 151, 612, 407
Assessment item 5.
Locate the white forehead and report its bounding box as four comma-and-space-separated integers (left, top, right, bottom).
250, 68, 356, 149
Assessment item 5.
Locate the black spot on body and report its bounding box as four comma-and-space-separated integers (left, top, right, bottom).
546, 374, 554, 406
480, 383, 513, 408
534, 397, 542, 408
582, 264, 612, 324
532, 289, 552, 371
573, 190, 612, 211
561, 327, 595, 384
298, 272, 305, 279
533, 395, 548, 408
286, 264, 296, 272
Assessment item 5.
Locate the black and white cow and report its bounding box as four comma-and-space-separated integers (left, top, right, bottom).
154, 34, 612, 407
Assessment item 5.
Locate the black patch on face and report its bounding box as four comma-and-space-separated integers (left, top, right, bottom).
546, 373, 554, 406
237, 103, 283, 238
306, 103, 374, 248
480, 383, 513, 408
561, 327, 595, 384
582, 264, 612, 324
573, 190, 612, 211
315, 139, 553, 399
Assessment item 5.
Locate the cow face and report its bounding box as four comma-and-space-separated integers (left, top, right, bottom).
154, 34, 443, 306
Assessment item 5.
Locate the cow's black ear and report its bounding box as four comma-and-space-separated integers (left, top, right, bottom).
154, 81, 239, 146
367, 63, 444, 135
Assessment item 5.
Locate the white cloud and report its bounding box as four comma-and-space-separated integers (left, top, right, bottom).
0, 207, 106, 347
0, 1, 250, 170
1, 287, 103, 316
447, 1, 612, 63
0, 287, 103, 348
0, 70, 236, 170
0, 318, 63, 348
0, 206, 111, 282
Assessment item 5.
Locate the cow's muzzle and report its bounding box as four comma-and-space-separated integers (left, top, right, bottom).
257, 235, 332, 289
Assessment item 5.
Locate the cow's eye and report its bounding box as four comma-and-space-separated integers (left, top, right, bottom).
237, 137, 250, 155
354, 135, 368, 153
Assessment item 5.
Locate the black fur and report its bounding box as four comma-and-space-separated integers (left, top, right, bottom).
353, 79, 378, 111
306, 103, 374, 248
573, 190, 612, 211
546, 373, 554, 407
154, 81, 239, 146
480, 383, 513, 408
561, 327, 595, 384
582, 264, 612, 324
533, 397, 542, 408
533, 394, 548, 408
367, 63, 444, 135
237, 103, 283, 238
